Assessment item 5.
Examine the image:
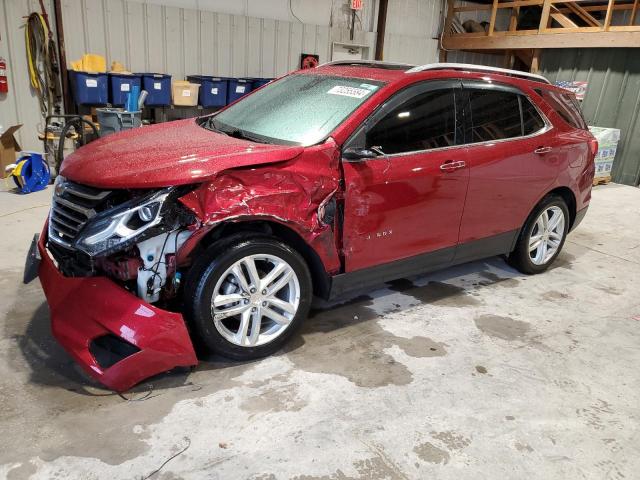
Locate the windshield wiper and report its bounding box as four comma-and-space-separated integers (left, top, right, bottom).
203, 117, 271, 144
223, 128, 270, 144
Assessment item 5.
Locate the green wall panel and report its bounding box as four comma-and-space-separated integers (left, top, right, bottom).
541, 48, 640, 186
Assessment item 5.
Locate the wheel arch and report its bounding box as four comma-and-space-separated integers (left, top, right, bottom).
546, 186, 577, 229
195, 220, 332, 299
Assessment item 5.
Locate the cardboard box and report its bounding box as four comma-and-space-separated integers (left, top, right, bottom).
171, 80, 199, 106
0, 124, 22, 179
588, 126, 620, 178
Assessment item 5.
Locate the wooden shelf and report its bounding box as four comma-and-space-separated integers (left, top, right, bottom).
443, 0, 640, 52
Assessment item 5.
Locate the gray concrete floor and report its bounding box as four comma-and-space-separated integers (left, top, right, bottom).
1, 181, 639, 480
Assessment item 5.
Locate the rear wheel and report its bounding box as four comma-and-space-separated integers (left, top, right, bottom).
508, 195, 569, 274
184, 236, 312, 360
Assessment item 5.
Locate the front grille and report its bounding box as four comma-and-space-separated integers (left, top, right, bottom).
49, 180, 112, 247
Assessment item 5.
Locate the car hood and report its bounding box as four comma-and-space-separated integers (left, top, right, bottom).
60, 119, 304, 189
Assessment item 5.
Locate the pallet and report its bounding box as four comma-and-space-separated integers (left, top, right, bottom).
593, 175, 612, 186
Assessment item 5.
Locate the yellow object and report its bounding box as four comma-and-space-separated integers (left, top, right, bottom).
70, 53, 107, 73
110, 61, 128, 73
7, 160, 27, 188
171, 81, 199, 106
25, 13, 48, 90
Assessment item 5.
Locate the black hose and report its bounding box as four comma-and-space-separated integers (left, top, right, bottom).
56, 118, 99, 172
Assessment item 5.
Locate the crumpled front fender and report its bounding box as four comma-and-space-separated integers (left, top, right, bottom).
179, 140, 343, 274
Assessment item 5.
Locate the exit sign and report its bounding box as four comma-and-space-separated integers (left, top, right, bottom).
351, 0, 363, 10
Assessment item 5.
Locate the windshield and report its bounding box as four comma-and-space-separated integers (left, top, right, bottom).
202, 74, 384, 146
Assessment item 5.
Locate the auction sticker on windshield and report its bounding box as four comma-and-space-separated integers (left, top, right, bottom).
327, 85, 372, 98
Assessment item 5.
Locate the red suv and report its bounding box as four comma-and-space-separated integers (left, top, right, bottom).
25, 61, 597, 391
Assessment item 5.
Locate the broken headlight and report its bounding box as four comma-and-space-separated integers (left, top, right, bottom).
76, 188, 172, 256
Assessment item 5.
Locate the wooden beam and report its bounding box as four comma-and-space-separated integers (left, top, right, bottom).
442, 30, 640, 49
631, 0, 639, 25
454, 5, 492, 12
604, 0, 615, 31
444, 0, 455, 36
550, 10, 579, 28
539, 0, 553, 32
565, 2, 601, 27
509, 5, 520, 31
530, 48, 541, 73
488, 0, 500, 35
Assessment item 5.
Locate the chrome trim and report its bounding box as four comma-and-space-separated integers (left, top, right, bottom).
62, 183, 111, 201
407, 63, 551, 84
51, 205, 84, 223
345, 118, 552, 162
53, 197, 97, 219
50, 215, 80, 232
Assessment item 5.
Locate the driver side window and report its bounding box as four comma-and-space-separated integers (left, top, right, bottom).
366, 88, 458, 155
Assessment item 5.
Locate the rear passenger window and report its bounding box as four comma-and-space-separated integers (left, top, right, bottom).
521, 97, 546, 135
366, 89, 457, 154
468, 90, 522, 142
535, 88, 587, 130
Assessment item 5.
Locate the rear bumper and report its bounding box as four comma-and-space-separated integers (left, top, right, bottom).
36, 230, 197, 392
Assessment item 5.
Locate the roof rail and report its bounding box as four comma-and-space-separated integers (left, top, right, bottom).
406, 63, 551, 84
319, 60, 417, 70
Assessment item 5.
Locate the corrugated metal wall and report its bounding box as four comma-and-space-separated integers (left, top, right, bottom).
1, 0, 442, 151
541, 49, 640, 186
0, 0, 56, 154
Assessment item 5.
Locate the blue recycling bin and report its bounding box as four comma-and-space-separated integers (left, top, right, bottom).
186, 75, 228, 107
109, 73, 141, 106
69, 71, 108, 105
251, 78, 273, 89
139, 73, 172, 106
227, 78, 253, 104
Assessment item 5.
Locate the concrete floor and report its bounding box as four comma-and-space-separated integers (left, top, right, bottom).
1, 181, 639, 480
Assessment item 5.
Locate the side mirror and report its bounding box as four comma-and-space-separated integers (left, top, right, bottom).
342, 147, 379, 162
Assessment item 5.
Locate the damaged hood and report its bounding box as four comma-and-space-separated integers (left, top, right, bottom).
60, 119, 304, 188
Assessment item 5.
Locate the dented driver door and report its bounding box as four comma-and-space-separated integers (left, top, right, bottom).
341, 81, 469, 273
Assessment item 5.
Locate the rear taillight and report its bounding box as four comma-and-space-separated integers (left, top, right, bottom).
588, 137, 599, 158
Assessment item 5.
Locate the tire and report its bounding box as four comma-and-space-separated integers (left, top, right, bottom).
508, 194, 570, 274
184, 235, 312, 360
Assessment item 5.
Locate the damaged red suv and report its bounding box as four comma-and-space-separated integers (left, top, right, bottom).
25, 61, 597, 391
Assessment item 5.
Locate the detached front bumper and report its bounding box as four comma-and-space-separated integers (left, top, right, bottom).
34, 230, 198, 392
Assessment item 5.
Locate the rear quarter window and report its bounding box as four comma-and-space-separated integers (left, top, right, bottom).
535, 88, 588, 130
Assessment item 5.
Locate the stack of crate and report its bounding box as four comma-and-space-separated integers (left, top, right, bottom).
588, 126, 620, 185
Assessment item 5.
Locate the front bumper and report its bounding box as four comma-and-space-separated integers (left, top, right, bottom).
35, 229, 197, 392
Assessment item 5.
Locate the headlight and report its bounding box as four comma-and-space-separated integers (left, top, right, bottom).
75, 189, 171, 256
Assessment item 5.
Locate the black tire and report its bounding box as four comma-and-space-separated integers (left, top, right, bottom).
183, 235, 312, 360
508, 194, 570, 274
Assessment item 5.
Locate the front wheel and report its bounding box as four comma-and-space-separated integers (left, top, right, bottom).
508, 195, 569, 274
184, 236, 312, 360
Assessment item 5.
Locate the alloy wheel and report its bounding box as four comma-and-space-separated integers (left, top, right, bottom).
211, 254, 301, 347
529, 206, 565, 265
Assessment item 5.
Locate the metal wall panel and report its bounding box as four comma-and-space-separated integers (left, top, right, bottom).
59, 1, 372, 81
541, 49, 640, 186
0, 0, 57, 152
3, 0, 443, 151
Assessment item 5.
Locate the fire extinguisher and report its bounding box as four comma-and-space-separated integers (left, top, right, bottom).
0, 57, 8, 93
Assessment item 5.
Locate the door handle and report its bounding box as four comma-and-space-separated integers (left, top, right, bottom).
534, 146, 553, 154
440, 160, 466, 172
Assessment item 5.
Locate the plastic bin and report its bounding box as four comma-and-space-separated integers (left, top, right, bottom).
186, 75, 228, 107
109, 73, 142, 106
172, 80, 200, 106
227, 78, 253, 104
251, 78, 273, 89
96, 108, 142, 137
140, 73, 172, 106
69, 71, 109, 105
